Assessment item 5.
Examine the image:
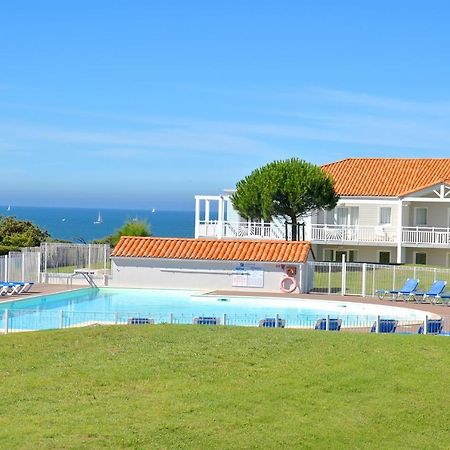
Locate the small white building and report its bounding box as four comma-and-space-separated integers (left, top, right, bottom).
111, 237, 312, 293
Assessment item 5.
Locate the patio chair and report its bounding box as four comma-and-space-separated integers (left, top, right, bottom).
193, 316, 220, 325
375, 278, 419, 301
413, 280, 447, 303
314, 318, 342, 331
417, 319, 444, 335
127, 318, 155, 325
370, 319, 397, 333
258, 317, 286, 328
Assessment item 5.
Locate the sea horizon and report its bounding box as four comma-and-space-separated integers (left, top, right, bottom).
1, 205, 196, 243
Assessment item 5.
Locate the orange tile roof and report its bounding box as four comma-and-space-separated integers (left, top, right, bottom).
321, 158, 450, 197
111, 237, 311, 263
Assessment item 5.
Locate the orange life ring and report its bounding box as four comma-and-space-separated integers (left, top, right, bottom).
280, 276, 297, 293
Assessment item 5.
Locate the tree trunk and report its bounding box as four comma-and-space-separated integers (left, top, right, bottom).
290, 217, 298, 241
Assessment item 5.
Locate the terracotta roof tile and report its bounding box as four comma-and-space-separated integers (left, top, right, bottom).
321, 158, 450, 197
111, 237, 311, 263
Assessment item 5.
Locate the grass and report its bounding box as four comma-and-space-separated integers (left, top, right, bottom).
1, 325, 449, 449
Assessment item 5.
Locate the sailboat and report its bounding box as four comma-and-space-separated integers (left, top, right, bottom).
94, 211, 103, 224
151, 208, 156, 213
6, 205, 11, 211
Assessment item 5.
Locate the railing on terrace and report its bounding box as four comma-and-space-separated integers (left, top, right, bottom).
1, 308, 445, 335
402, 226, 450, 246
310, 224, 397, 244
197, 220, 288, 240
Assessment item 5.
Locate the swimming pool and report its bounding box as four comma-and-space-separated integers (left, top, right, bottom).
0, 287, 438, 332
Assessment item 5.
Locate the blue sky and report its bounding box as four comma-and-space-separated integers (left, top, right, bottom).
1, 1, 450, 210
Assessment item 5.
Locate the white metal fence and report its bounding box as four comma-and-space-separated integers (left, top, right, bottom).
1, 308, 446, 335
0, 252, 41, 283
308, 261, 450, 297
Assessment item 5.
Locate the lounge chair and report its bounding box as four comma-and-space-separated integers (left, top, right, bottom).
413, 280, 447, 303
259, 318, 286, 328
370, 319, 397, 333
417, 319, 443, 335
127, 318, 155, 325
193, 316, 220, 325
314, 318, 342, 331
376, 278, 419, 301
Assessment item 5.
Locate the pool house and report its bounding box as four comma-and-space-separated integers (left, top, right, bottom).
110, 236, 313, 293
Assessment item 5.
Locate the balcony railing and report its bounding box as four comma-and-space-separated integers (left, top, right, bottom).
402, 227, 450, 246
197, 220, 287, 240
197, 221, 450, 247
310, 224, 397, 244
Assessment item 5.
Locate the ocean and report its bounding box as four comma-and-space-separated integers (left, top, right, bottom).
2, 206, 195, 242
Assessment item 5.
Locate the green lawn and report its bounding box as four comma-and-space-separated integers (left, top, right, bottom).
1, 326, 449, 449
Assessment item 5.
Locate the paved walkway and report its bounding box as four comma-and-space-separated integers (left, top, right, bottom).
0, 284, 81, 304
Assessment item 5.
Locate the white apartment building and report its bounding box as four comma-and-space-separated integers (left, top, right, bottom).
195, 158, 450, 267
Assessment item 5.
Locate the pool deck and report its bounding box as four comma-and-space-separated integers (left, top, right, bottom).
2, 284, 450, 332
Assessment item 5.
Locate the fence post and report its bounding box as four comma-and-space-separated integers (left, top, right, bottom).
392, 265, 396, 291
4, 309, 9, 334
115, 312, 119, 325
4, 254, 8, 282
341, 254, 346, 296
103, 245, 107, 272
362, 263, 367, 297
169, 312, 174, 324
222, 313, 227, 326
37, 251, 42, 283
424, 315, 428, 335
60, 310, 64, 329
326, 315, 330, 331
21, 252, 25, 282
275, 314, 280, 328
375, 315, 380, 334
88, 244, 92, 270
328, 262, 332, 295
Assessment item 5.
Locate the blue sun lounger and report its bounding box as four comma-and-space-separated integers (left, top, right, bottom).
315, 318, 342, 331
417, 319, 444, 335
376, 278, 419, 301
413, 280, 447, 303
193, 317, 220, 325
370, 319, 397, 333
259, 318, 286, 328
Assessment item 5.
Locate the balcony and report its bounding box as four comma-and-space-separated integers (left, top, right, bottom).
196, 221, 450, 247
196, 220, 287, 240
311, 224, 397, 245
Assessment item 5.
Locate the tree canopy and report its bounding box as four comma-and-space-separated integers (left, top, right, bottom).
231, 158, 339, 240
94, 219, 151, 247
0, 216, 50, 249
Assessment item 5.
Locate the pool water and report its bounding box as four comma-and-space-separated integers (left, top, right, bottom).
0, 288, 435, 331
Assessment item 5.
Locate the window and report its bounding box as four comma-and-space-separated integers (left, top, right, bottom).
379, 251, 391, 264
324, 249, 357, 262
415, 208, 427, 226
414, 252, 427, 265
379, 207, 391, 225
334, 207, 359, 226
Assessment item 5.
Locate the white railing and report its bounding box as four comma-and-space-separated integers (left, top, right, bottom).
311, 224, 397, 244
402, 227, 450, 246
197, 221, 287, 240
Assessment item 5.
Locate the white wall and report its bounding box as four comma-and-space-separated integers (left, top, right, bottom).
111, 257, 310, 293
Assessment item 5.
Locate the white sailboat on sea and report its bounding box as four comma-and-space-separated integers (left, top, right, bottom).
94, 211, 103, 224
152, 208, 156, 213
6, 205, 11, 211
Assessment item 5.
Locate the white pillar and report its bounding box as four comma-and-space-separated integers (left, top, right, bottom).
341, 253, 346, 296
217, 196, 224, 239
396, 200, 403, 263
194, 197, 200, 238
205, 200, 210, 222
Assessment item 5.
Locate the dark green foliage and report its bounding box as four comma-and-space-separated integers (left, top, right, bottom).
231, 158, 339, 239
0, 216, 50, 248
94, 219, 151, 246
